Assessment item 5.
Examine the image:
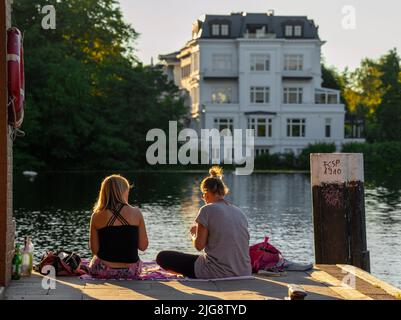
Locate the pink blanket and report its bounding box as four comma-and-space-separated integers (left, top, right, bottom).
79, 260, 184, 281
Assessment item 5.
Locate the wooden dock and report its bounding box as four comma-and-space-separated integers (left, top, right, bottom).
3, 265, 400, 300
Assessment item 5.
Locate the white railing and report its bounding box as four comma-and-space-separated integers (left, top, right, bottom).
243, 32, 276, 39
282, 68, 313, 78
202, 68, 239, 78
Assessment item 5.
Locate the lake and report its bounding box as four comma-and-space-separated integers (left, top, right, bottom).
13, 171, 401, 289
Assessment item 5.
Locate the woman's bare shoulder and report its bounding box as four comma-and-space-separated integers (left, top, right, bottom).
126, 205, 143, 219
91, 210, 108, 228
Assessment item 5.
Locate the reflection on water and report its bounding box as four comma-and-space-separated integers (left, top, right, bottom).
14, 171, 401, 289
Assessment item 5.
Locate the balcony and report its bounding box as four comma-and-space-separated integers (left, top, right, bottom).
202, 68, 239, 80
243, 24, 276, 39
315, 88, 340, 104
282, 68, 313, 80
243, 31, 276, 39
201, 102, 240, 113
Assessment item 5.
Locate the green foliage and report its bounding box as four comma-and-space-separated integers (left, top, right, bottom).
254, 143, 336, 170
342, 49, 401, 142
254, 152, 296, 170
297, 143, 337, 169
375, 50, 401, 141
254, 142, 400, 176
342, 142, 401, 176
13, 0, 187, 171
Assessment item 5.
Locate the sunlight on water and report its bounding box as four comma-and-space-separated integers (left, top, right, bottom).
13, 171, 401, 289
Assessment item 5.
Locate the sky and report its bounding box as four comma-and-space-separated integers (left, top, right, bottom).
118, 0, 401, 71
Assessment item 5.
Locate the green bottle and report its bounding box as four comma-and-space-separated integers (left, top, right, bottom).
11, 244, 22, 280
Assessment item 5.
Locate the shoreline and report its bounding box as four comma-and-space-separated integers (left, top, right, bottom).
16, 169, 310, 174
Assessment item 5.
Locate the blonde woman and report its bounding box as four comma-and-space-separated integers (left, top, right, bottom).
88, 174, 148, 279
156, 167, 251, 279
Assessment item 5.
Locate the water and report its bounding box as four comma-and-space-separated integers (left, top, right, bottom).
13, 171, 401, 289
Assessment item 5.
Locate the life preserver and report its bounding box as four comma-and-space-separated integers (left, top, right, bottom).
7, 27, 25, 129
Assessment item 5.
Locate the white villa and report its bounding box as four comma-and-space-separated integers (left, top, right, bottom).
159, 12, 356, 156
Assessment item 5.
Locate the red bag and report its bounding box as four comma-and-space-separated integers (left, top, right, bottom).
249, 237, 283, 273
36, 250, 84, 276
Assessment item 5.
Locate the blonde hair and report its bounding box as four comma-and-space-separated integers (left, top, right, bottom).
200, 166, 229, 196
93, 174, 132, 214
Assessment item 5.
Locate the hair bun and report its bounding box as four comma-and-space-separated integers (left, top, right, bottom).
209, 166, 223, 179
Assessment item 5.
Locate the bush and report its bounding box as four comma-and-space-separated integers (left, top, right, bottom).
342, 142, 401, 175
297, 143, 337, 169
254, 152, 296, 170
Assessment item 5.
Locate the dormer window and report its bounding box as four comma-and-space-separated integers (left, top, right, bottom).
210, 21, 231, 37
221, 24, 229, 36
285, 25, 293, 37
212, 24, 220, 36
284, 23, 303, 37
294, 25, 302, 37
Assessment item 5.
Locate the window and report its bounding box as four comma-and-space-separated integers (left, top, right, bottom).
250, 87, 270, 104
212, 24, 220, 36
284, 24, 303, 37
284, 54, 303, 71
191, 52, 199, 73
181, 64, 191, 79
248, 118, 273, 137
315, 90, 339, 104
285, 25, 293, 37
221, 24, 230, 36
283, 87, 303, 104
328, 94, 338, 104
211, 87, 232, 104
214, 118, 234, 135
211, 23, 230, 37
315, 92, 326, 104
212, 54, 232, 70
294, 25, 303, 37
287, 119, 306, 137
255, 148, 270, 157
250, 54, 270, 72
325, 118, 332, 138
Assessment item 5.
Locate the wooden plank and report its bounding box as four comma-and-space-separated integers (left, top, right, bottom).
308, 266, 373, 300
337, 264, 401, 299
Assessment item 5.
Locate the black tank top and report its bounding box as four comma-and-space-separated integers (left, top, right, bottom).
97, 203, 139, 263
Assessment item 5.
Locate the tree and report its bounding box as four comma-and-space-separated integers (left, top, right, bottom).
375, 49, 401, 141
341, 49, 401, 142
13, 0, 186, 170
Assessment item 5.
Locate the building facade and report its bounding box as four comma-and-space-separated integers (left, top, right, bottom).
160, 12, 349, 156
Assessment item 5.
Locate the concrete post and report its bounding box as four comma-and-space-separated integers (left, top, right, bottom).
311, 153, 370, 272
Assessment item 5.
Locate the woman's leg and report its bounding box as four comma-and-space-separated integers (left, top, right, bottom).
156, 251, 199, 278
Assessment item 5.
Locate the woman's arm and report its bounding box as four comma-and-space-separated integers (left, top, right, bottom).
191, 223, 208, 251
137, 209, 149, 252
89, 214, 99, 256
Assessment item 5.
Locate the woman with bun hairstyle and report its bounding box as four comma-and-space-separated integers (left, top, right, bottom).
156, 166, 252, 279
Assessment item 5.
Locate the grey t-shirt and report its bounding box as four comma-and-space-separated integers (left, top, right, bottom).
194, 201, 252, 279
